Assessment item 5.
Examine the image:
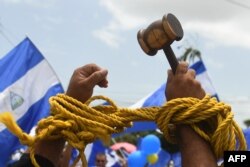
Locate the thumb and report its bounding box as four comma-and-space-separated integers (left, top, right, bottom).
86, 69, 108, 88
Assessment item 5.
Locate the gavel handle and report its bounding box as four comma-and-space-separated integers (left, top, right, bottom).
163, 45, 179, 74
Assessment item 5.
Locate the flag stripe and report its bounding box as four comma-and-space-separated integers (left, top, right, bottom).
196, 72, 217, 96
115, 60, 219, 136
17, 83, 63, 133
130, 60, 217, 109
190, 60, 206, 75
0, 60, 61, 131
0, 37, 64, 166
84, 143, 93, 162
0, 83, 63, 165
0, 38, 43, 92
142, 84, 166, 107
85, 60, 219, 166
129, 93, 154, 109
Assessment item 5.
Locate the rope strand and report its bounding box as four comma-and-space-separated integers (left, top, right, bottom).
0, 94, 247, 167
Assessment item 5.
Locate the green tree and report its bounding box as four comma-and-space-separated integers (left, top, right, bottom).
244, 119, 250, 128
178, 47, 201, 63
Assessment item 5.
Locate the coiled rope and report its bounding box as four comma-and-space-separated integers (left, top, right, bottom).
0, 94, 247, 167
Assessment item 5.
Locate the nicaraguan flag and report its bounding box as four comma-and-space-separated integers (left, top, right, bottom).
85, 60, 218, 166
0, 37, 64, 166
130, 60, 219, 109
120, 60, 219, 134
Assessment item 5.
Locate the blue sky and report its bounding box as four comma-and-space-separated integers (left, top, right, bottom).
1, 0, 250, 109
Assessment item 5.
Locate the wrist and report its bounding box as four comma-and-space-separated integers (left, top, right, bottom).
176, 125, 192, 136
34, 138, 66, 166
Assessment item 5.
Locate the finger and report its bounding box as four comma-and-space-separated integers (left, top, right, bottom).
175, 62, 189, 75
98, 78, 108, 88
75, 64, 102, 79
187, 69, 196, 78
86, 63, 102, 76
86, 69, 108, 88
167, 69, 174, 83
194, 80, 206, 99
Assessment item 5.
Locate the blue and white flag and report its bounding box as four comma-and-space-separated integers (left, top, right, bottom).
0, 37, 64, 166
243, 128, 250, 150
130, 60, 219, 109
85, 60, 218, 166
131, 60, 218, 166
119, 60, 219, 134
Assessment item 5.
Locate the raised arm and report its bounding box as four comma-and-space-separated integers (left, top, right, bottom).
14, 64, 108, 167
166, 62, 217, 167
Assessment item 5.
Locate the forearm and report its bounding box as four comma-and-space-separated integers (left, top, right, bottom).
34, 138, 65, 166
177, 125, 217, 167
58, 144, 73, 167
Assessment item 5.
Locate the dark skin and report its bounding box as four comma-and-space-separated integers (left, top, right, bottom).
28, 62, 216, 167
66, 63, 108, 102
166, 62, 217, 167
32, 64, 108, 166
57, 144, 73, 167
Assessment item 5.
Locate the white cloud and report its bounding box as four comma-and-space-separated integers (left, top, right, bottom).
1, 0, 57, 8
1, 0, 20, 3
130, 61, 139, 67
99, 0, 148, 29
184, 19, 250, 49
95, 0, 250, 49
206, 58, 225, 70
32, 14, 63, 32
92, 27, 122, 48
33, 15, 63, 25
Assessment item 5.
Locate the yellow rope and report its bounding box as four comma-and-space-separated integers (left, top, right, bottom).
0, 94, 247, 167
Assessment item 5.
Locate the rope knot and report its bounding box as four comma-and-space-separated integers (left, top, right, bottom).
0, 94, 247, 167
155, 95, 246, 159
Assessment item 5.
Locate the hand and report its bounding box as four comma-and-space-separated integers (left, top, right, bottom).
66, 63, 108, 102
31, 64, 108, 166
166, 62, 205, 101
166, 63, 217, 167
119, 158, 127, 167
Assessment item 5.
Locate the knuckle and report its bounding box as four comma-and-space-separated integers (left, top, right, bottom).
194, 80, 202, 89
87, 63, 97, 67
73, 68, 81, 75
189, 69, 196, 75
185, 77, 194, 83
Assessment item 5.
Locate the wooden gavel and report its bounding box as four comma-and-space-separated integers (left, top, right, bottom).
137, 13, 183, 74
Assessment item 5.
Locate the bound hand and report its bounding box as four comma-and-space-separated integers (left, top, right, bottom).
66, 63, 108, 102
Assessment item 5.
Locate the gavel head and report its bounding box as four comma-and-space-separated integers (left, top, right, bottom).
137, 13, 183, 56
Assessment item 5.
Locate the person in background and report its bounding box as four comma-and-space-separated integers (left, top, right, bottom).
95, 153, 107, 167
115, 148, 127, 167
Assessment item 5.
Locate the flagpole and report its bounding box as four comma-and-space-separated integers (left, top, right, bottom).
111, 138, 127, 159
